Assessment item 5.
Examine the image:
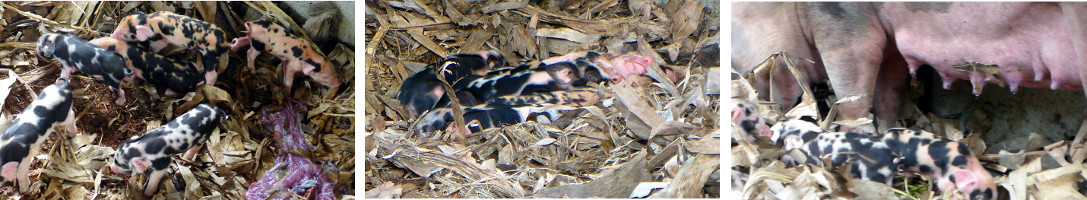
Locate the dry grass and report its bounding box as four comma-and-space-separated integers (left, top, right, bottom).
364, 0, 720, 198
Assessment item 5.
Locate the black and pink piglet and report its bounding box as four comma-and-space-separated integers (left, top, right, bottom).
36, 33, 134, 105
0, 78, 77, 193
110, 104, 226, 196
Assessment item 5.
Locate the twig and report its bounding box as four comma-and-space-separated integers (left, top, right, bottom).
0, 2, 106, 36
435, 68, 468, 144
0, 42, 36, 50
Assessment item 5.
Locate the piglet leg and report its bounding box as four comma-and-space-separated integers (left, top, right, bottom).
230, 37, 251, 52
64, 108, 77, 136
59, 64, 74, 79
16, 148, 38, 192
246, 48, 260, 74
143, 169, 167, 196
282, 61, 300, 93
114, 88, 127, 105
182, 145, 202, 162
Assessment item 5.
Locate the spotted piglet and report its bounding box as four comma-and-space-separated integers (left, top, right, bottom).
230, 18, 341, 92
452, 60, 597, 104
397, 51, 506, 117
0, 78, 76, 193
731, 100, 772, 143
878, 129, 997, 200
89, 37, 204, 96
36, 33, 134, 105
769, 119, 824, 150
111, 11, 229, 86
110, 104, 226, 196
790, 130, 899, 185
778, 119, 997, 200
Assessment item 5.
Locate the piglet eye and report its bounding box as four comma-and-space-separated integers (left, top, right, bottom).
129, 35, 136, 40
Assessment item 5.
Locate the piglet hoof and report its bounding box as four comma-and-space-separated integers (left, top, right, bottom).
176, 159, 193, 167
164, 89, 177, 97
115, 90, 127, 105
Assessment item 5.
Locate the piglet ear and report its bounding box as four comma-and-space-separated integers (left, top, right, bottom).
302, 62, 316, 75
954, 169, 979, 192
731, 107, 744, 124
40, 43, 55, 58
1, 162, 18, 181
135, 26, 153, 41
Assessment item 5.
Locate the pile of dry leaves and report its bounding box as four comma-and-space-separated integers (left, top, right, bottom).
364, 0, 719, 198
732, 52, 1087, 199
0, 1, 354, 199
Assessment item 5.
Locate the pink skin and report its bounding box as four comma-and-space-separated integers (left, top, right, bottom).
473, 50, 500, 75
1, 162, 18, 192
541, 51, 594, 65
541, 51, 676, 84
110, 157, 162, 196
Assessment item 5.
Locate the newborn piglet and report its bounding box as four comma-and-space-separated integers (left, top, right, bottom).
111, 104, 226, 196
111, 11, 230, 86
90, 37, 204, 96
36, 33, 134, 105
0, 78, 76, 192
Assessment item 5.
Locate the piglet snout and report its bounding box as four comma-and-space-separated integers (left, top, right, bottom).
109, 164, 127, 175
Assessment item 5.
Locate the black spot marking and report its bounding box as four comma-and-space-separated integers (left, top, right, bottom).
928, 141, 951, 174
252, 40, 267, 52
957, 142, 973, 156
151, 157, 171, 170
305, 60, 321, 71
904, 2, 952, 13
919, 165, 934, 174
144, 138, 166, 155
815, 2, 846, 19
952, 155, 967, 167
740, 120, 756, 133
291, 46, 303, 58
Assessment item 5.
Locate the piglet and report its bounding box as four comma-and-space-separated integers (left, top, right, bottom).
36, 33, 134, 105
110, 104, 226, 196
548, 51, 680, 84
89, 37, 205, 96
230, 19, 341, 92
397, 51, 506, 117
111, 11, 229, 86
0, 78, 77, 193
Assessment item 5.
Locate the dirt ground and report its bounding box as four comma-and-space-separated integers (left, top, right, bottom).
0, 2, 355, 199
